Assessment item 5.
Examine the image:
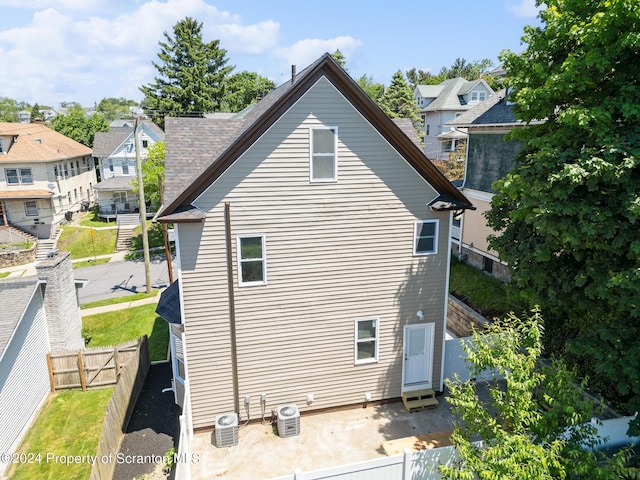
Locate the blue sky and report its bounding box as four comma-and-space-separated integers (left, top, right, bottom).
0, 0, 541, 108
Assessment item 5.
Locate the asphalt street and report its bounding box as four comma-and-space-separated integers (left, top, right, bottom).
76, 254, 175, 304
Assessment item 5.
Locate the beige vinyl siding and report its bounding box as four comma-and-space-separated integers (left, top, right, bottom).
180, 77, 451, 428
460, 191, 495, 255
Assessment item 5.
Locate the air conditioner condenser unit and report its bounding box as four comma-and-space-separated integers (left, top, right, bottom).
214, 412, 238, 447
277, 404, 300, 438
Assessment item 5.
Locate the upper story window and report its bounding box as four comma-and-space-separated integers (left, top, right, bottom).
414, 220, 439, 255
122, 161, 130, 175
310, 127, 337, 182
142, 140, 149, 148
237, 234, 267, 286
5, 168, 32, 185
125, 143, 134, 153
470, 91, 487, 103
0, 139, 4, 154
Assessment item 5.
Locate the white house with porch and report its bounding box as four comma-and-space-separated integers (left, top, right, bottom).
92, 120, 164, 221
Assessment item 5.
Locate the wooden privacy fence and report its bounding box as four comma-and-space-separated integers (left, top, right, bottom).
90, 335, 150, 480
46, 340, 140, 392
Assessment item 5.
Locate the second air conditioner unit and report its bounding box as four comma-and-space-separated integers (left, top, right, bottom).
277, 404, 300, 438
214, 412, 238, 447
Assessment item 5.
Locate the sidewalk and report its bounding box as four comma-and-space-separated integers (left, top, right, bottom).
0, 250, 129, 278
81, 290, 162, 316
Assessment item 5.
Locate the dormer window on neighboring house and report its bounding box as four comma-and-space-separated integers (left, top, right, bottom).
471, 91, 487, 103
310, 127, 338, 182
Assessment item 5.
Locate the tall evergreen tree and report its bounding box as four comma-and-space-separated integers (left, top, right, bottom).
140, 17, 234, 128
378, 70, 421, 130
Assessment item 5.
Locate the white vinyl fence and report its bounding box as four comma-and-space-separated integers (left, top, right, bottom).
174, 379, 193, 480
265, 415, 639, 480
267, 445, 459, 480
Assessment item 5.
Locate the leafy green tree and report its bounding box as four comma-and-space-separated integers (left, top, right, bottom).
439, 57, 492, 81
0, 97, 27, 122
355, 74, 384, 103
221, 71, 275, 112
378, 70, 421, 128
442, 310, 636, 480
96, 97, 138, 121
406, 67, 440, 87
50, 104, 109, 147
140, 17, 234, 128
485, 0, 640, 416
132, 141, 165, 211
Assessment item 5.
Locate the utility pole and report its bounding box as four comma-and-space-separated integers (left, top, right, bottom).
158, 174, 174, 284
134, 114, 152, 293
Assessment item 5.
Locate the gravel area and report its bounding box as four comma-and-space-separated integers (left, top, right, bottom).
113, 362, 181, 480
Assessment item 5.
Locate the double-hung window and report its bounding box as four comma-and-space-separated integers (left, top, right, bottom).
25, 200, 38, 216
5, 168, 32, 185
310, 127, 337, 182
355, 318, 379, 364
19, 168, 33, 184
237, 235, 266, 286
414, 220, 439, 255
5, 168, 19, 185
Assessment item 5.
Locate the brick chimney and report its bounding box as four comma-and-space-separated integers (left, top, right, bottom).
36, 252, 84, 351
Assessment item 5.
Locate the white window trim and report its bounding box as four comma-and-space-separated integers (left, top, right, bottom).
413, 219, 439, 256
19, 168, 33, 184
309, 126, 338, 183
354, 317, 380, 365
237, 234, 267, 286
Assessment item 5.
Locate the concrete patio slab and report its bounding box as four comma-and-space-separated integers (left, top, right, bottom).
189, 396, 459, 480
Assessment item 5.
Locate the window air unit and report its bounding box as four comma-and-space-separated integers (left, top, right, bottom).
277, 404, 300, 438
214, 413, 238, 447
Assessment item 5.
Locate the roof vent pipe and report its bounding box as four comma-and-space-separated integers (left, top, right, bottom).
291, 65, 297, 84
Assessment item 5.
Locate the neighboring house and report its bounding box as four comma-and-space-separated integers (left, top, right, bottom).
92, 120, 164, 220
447, 90, 541, 280
155, 54, 473, 430
0, 253, 84, 476
0, 122, 96, 239
415, 78, 494, 160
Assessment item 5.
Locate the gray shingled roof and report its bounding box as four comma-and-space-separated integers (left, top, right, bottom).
156, 280, 181, 324
0, 278, 40, 359
392, 118, 422, 149
420, 78, 493, 112
93, 176, 136, 191
93, 120, 164, 158
92, 131, 130, 158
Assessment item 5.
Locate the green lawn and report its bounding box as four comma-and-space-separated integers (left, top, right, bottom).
80, 290, 159, 310
0, 271, 10, 279
72, 258, 111, 269
79, 213, 115, 228
82, 304, 169, 362
57, 227, 116, 259
7, 388, 113, 480
449, 257, 525, 320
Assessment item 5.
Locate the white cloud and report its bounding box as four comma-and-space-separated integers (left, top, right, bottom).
275, 36, 362, 71
505, 0, 542, 18
0, 0, 283, 105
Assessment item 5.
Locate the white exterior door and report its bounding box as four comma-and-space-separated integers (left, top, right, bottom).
403, 323, 434, 390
